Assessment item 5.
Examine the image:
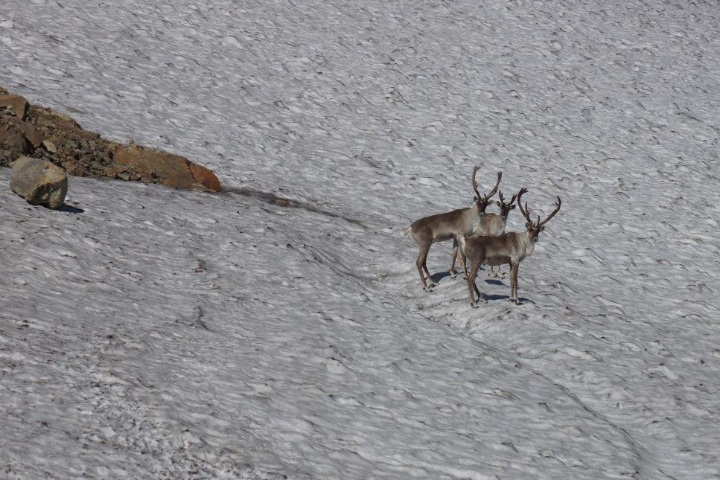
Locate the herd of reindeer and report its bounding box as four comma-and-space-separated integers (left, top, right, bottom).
406, 166, 562, 307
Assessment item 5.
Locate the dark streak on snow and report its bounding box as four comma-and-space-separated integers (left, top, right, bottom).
221, 187, 369, 229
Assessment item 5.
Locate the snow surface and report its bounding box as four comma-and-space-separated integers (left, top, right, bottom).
1, 0, 720, 478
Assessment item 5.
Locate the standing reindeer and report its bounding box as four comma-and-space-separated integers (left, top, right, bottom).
482, 190, 519, 278
457, 187, 561, 306
447, 181, 520, 279
406, 166, 502, 291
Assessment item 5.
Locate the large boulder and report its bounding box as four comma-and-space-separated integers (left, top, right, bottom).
10, 156, 68, 209
0, 94, 29, 120
111, 144, 221, 192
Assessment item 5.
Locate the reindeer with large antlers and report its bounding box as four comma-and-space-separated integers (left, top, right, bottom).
457, 187, 561, 306
406, 166, 502, 291
447, 178, 519, 279
480, 190, 519, 278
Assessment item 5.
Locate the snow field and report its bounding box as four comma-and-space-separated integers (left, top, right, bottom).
2, 0, 720, 478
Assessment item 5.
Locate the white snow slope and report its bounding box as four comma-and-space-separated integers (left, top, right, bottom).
1, 0, 719, 479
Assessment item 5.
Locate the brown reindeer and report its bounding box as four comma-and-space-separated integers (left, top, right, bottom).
484, 190, 519, 278
406, 166, 501, 291
457, 187, 561, 306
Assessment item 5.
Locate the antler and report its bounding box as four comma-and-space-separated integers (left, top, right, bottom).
516, 187, 531, 222
538, 196, 562, 227
498, 190, 518, 208
471, 166, 482, 201
471, 166, 502, 211
485, 171, 502, 202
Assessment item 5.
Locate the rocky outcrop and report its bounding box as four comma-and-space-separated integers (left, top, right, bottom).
112, 145, 221, 191
0, 86, 221, 192
10, 156, 68, 209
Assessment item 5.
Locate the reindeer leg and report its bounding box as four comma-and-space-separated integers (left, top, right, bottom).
419, 241, 437, 291
458, 249, 468, 279
509, 262, 519, 304
422, 261, 436, 289
473, 274, 482, 301
467, 259, 483, 307
416, 241, 434, 291
448, 238, 458, 277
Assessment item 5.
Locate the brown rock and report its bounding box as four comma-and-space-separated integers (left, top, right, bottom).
10, 156, 68, 209
189, 162, 221, 192
0, 94, 29, 120
0, 117, 31, 166
44, 108, 82, 129
112, 145, 220, 191
18, 122, 43, 149
112, 145, 194, 188
102, 165, 117, 178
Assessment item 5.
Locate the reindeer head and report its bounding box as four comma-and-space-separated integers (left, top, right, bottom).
471, 166, 502, 214
517, 187, 562, 243
495, 190, 518, 219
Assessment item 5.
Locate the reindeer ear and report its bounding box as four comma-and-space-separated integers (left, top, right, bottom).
510, 204, 516, 210
540, 225, 546, 231
495, 200, 502, 206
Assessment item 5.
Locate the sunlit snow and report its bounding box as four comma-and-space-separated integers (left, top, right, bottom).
1, 0, 719, 479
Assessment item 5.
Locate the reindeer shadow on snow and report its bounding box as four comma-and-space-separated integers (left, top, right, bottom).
429, 269, 536, 305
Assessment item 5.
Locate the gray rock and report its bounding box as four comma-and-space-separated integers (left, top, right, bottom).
10, 156, 68, 209
42, 140, 57, 153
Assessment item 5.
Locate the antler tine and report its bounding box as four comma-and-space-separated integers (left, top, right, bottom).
516, 187, 531, 222
484, 172, 502, 201
509, 193, 518, 206
498, 190, 505, 204
538, 196, 562, 227
471, 165, 482, 199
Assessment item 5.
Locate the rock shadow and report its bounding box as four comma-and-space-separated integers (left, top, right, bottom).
222, 187, 367, 228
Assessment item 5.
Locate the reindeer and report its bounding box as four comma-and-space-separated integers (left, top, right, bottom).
406, 166, 502, 291
447, 181, 521, 279
482, 190, 519, 278
457, 187, 561, 306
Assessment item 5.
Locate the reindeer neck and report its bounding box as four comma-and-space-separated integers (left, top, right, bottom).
518, 231, 535, 257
